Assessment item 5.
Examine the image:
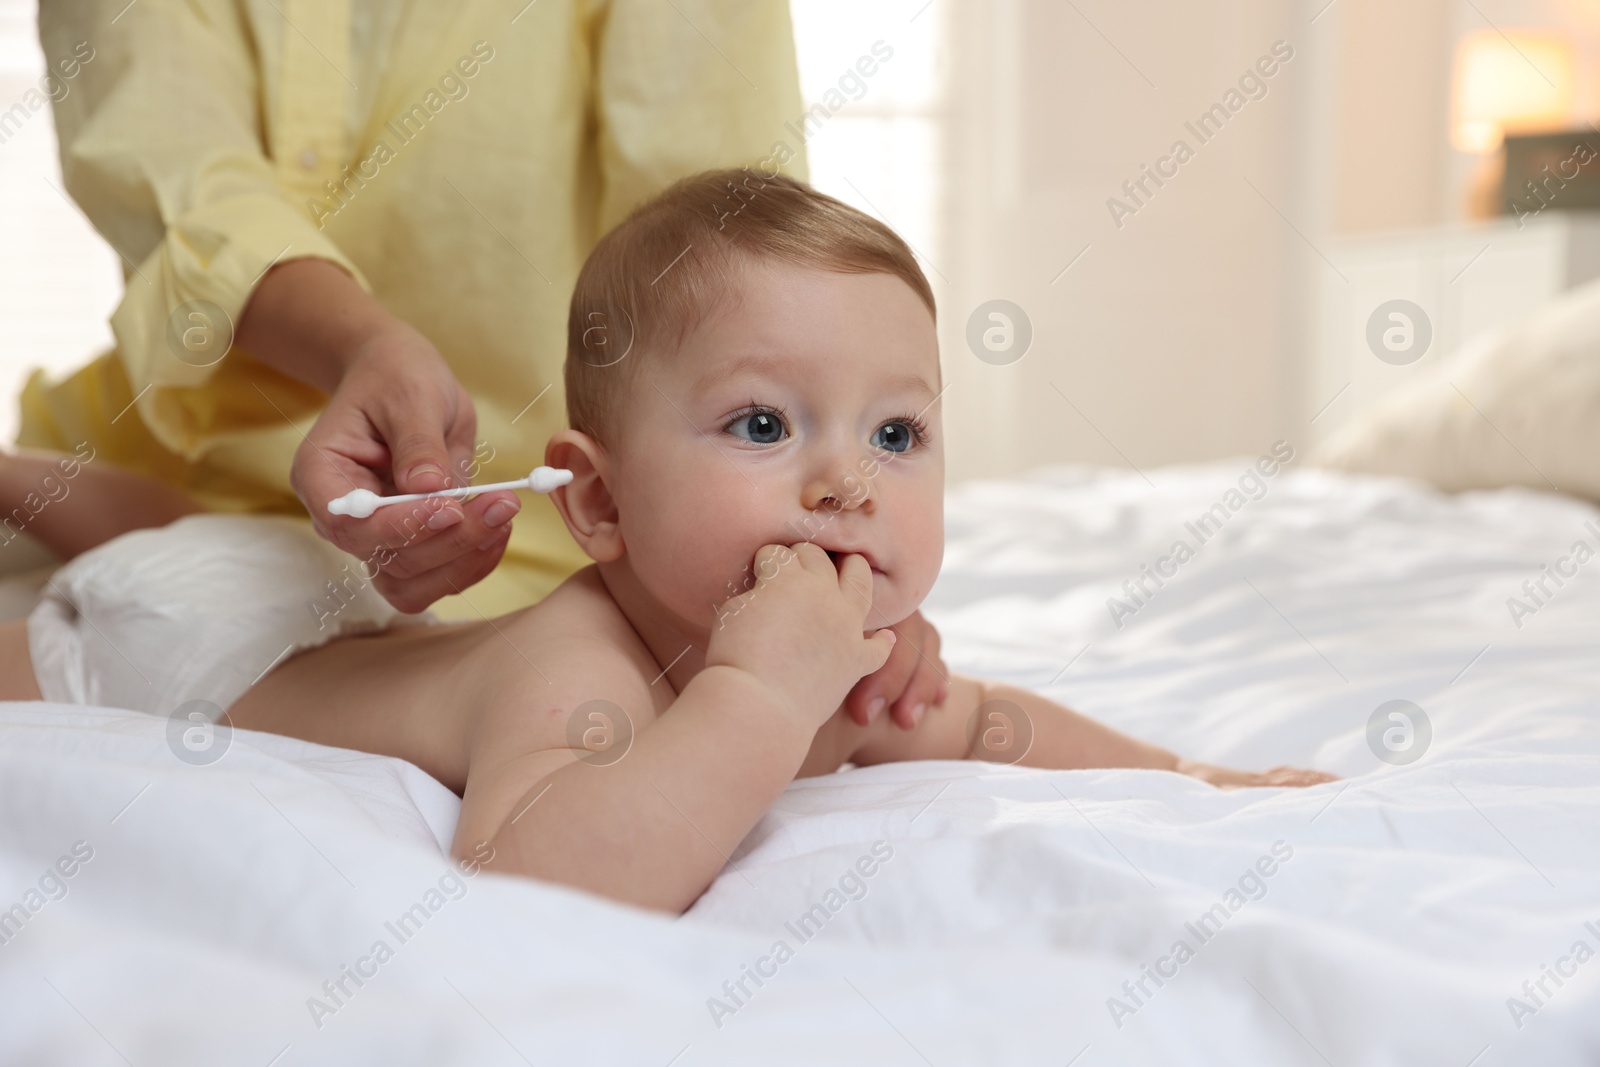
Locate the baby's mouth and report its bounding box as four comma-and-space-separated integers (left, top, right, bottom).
824, 548, 884, 575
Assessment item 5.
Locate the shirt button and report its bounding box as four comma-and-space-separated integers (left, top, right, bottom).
298, 148, 319, 169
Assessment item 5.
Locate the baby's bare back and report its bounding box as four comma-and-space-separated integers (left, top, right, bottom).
228, 565, 870, 811
227, 567, 665, 792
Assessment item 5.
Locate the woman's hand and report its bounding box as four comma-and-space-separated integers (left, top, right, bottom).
239, 258, 521, 613
293, 324, 522, 613
843, 609, 949, 730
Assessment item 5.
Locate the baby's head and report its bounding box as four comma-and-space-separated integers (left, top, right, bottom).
548, 169, 944, 641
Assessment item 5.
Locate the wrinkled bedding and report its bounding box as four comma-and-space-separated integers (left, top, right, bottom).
3, 464, 1597, 1065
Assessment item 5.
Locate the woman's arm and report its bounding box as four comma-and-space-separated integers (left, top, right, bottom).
234, 258, 391, 394
40, 5, 518, 613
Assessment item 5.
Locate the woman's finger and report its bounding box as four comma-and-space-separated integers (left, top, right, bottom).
373, 526, 512, 615
370, 490, 521, 581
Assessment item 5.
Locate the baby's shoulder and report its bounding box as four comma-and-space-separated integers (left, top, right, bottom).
474, 565, 665, 719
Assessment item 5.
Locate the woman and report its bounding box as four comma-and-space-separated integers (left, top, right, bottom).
13, 0, 943, 727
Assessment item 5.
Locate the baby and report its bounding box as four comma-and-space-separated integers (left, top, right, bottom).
1, 170, 1332, 914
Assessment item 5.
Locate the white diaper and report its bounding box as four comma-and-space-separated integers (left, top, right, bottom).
27, 513, 435, 716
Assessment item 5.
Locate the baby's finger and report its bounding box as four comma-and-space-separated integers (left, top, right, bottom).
834, 552, 875, 613
843, 623, 917, 726
752, 544, 797, 586
788, 541, 835, 578
889, 614, 946, 729
889, 643, 946, 730
860, 627, 897, 678
1265, 766, 1340, 787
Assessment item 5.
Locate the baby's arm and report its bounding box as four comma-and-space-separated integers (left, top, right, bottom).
848, 674, 1334, 787
456, 663, 819, 913
455, 544, 895, 913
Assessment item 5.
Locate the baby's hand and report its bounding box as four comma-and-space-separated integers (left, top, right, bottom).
1176, 759, 1339, 790
706, 543, 897, 729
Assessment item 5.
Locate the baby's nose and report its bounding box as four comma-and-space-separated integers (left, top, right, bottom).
801, 469, 872, 513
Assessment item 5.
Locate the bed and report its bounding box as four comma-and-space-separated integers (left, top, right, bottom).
2, 462, 1598, 1065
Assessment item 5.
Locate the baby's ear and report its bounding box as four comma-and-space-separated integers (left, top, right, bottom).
546, 430, 623, 562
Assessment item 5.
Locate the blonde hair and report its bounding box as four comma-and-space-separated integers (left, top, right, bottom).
565, 168, 936, 443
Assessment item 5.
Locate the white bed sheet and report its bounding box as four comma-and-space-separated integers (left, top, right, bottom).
2, 464, 1598, 1065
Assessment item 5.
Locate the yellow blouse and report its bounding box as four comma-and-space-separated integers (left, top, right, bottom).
20, 0, 806, 621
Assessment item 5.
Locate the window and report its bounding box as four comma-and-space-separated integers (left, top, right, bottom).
0, 0, 120, 445
789, 0, 946, 289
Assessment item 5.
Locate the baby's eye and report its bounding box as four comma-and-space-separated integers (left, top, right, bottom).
870, 421, 916, 453
726, 409, 787, 445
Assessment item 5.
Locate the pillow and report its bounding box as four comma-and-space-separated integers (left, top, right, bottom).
1311, 277, 1600, 501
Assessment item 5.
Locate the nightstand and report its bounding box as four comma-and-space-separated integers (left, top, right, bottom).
1308, 211, 1600, 443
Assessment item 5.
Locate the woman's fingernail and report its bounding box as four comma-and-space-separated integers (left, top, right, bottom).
407, 463, 446, 485
867, 696, 886, 721
484, 500, 520, 527
912, 703, 926, 725
427, 508, 462, 531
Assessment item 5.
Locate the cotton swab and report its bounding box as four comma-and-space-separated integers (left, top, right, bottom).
327, 467, 574, 519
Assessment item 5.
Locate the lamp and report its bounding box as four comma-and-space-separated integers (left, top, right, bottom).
1451, 31, 1575, 153
1451, 30, 1575, 217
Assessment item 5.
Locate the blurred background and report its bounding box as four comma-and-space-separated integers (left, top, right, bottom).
5, 0, 1599, 483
